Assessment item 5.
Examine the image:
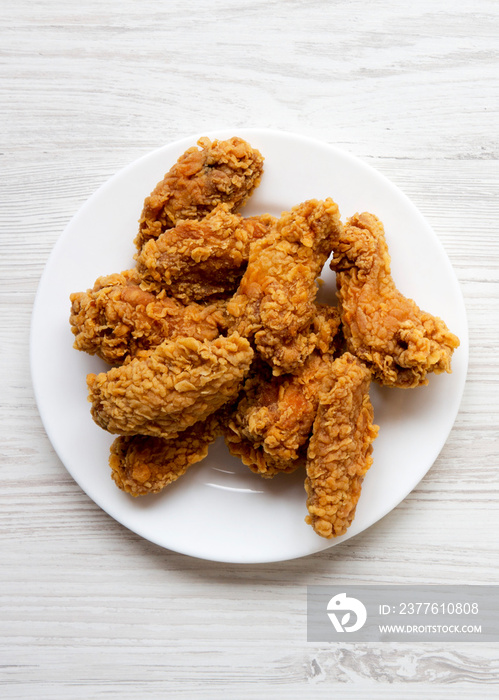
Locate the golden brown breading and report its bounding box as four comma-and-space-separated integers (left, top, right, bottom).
70, 269, 228, 365
305, 353, 379, 538
227, 199, 343, 374
221, 361, 297, 477
330, 212, 460, 388
109, 412, 223, 496
227, 348, 339, 467
310, 304, 344, 356
135, 136, 264, 249
223, 431, 299, 478
87, 333, 253, 439
136, 204, 275, 301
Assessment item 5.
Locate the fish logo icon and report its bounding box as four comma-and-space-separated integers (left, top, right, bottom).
327, 593, 367, 633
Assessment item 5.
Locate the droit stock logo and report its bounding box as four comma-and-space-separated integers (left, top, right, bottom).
326, 593, 367, 633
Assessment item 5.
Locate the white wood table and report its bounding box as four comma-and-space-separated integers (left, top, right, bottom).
1, 1, 498, 697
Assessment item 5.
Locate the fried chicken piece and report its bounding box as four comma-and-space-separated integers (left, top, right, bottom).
226, 333, 340, 465
330, 212, 460, 388
224, 324, 341, 479
222, 360, 297, 477
87, 332, 253, 439
136, 204, 275, 301
135, 136, 264, 249
305, 353, 379, 538
70, 269, 228, 365
227, 198, 343, 374
109, 411, 223, 496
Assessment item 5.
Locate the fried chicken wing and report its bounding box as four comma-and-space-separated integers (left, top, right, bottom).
330, 212, 460, 388
226, 335, 339, 460
87, 333, 253, 439
227, 198, 343, 374
109, 412, 223, 496
70, 269, 228, 365
136, 204, 275, 301
224, 325, 341, 479
220, 361, 295, 477
305, 353, 379, 538
135, 136, 264, 249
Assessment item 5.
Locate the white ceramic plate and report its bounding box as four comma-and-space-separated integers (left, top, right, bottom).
31, 129, 468, 564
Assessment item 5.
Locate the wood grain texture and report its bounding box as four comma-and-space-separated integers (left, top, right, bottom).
1, 0, 498, 697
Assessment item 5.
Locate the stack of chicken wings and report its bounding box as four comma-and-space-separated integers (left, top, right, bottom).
70, 136, 460, 539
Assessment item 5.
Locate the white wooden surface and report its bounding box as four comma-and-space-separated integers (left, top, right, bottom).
1, 0, 498, 697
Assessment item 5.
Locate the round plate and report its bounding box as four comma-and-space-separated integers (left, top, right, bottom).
30, 129, 468, 563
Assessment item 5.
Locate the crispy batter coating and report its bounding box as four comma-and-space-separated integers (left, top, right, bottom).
305, 353, 379, 538
221, 361, 296, 477
225, 320, 343, 482
224, 432, 299, 478
227, 342, 340, 463
136, 204, 275, 301
310, 304, 344, 356
109, 412, 223, 496
224, 306, 341, 478
135, 137, 264, 249
227, 198, 343, 374
70, 269, 228, 365
87, 333, 253, 439
330, 212, 460, 388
